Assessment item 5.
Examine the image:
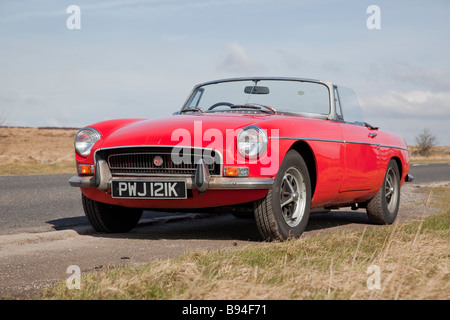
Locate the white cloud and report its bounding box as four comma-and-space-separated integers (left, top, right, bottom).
389, 66, 450, 92
359, 89, 450, 144
217, 42, 263, 74
363, 63, 450, 92
361, 90, 450, 119
277, 50, 304, 71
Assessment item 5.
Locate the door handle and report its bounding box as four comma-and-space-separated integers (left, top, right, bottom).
368, 132, 378, 138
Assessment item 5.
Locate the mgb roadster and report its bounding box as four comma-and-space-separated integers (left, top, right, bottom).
69, 77, 414, 241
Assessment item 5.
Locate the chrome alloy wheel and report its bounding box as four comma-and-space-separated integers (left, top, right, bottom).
280, 166, 307, 227
385, 166, 399, 213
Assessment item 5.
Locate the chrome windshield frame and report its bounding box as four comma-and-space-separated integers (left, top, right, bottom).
179, 77, 337, 120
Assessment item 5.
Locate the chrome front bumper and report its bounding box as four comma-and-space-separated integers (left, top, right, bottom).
69, 160, 274, 192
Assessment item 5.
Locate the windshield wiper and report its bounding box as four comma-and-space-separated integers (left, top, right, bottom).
180, 107, 204, 113
230, 104, 276, 114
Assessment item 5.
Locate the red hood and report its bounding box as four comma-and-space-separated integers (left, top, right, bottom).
98, 113, 275, 149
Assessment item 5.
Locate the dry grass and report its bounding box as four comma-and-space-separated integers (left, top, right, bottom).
409, 145, 450, 163
0, 127, 78, 175
42, 186, 450, 300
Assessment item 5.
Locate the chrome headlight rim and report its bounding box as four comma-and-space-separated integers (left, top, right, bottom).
237, 125, 268, 159
74, 127, 101, 157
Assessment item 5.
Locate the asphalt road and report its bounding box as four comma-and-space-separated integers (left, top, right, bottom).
0, 163, 449, 235
410, 162, 450, 183
0, 174, 83, 235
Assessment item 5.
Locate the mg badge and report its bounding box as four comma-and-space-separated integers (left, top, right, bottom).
153, 156, 163, 167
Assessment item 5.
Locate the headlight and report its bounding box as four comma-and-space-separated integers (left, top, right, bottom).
74, 128, 101, 157
237, 126, 268, 159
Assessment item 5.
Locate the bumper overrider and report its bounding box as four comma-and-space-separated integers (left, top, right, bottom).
69, 159, 274, 192
405, 173, 415, 182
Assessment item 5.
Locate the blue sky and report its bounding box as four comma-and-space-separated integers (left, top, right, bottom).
0, 0, 449, 145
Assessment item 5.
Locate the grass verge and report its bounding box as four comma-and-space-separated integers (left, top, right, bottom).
41, 186, 449, 300
0, 159, 75, 175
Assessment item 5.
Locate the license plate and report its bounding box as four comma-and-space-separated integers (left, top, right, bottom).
112, 181, 187, 199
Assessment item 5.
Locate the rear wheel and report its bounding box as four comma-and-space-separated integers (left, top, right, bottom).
366, 159, 400, 225
82, 194, 143, 233
254, 150, 312, 241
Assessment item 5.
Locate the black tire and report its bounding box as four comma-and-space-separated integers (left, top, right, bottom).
366, 159, 400, 225
82, 194, 143, 233
254, 150, 312, 241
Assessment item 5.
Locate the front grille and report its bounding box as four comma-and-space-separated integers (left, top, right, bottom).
96, 147, 221, 176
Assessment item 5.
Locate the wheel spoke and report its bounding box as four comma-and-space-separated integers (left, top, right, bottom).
281, 196, 294, 208
283, 174, 296, 194
385, 188, 393, 198
387, 175, 393, 188
385, 171, 393, 198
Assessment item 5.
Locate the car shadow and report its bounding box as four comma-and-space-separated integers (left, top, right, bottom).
47, 216, 90, 231
46, 209, 371, 242
307, 210, 370, 231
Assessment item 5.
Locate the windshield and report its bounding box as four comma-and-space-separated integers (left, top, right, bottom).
182, 79, 330, 116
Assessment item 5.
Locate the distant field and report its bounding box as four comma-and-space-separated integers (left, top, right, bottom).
0, 127, 78, 175
0, 127, 449, 175
408, 145, 450, 164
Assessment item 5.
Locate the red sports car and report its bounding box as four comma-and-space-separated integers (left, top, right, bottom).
69, 77, 414, 241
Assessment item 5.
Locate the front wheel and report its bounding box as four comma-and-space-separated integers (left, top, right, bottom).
82, 194, 143, 233
254, 150, 312, 241
366, 159, 401, 225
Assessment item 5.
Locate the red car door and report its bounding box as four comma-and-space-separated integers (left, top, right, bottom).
338, 122, 380, 192
334, 85, 380, 192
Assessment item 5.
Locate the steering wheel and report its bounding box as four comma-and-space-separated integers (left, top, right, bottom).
208, 102, 233, 110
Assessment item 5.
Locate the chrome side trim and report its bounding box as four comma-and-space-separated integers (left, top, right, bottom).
272, 137, 343, 143
270, 136, 409, 151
